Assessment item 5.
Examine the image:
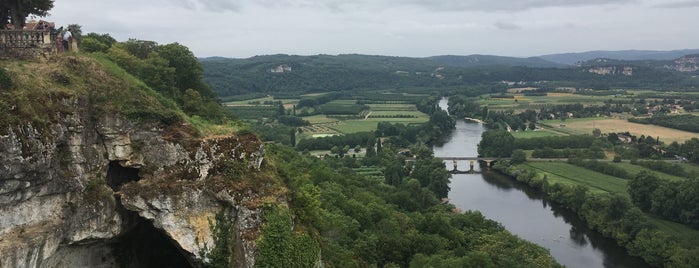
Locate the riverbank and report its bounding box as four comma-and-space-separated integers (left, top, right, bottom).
493, 161, 699, 267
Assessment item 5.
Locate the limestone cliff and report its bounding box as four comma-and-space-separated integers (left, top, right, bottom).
667, 54, 699, 73
0, 56, 274, 267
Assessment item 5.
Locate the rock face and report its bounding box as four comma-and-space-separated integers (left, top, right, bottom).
0, 98, 266, 267
667, 55, 699, 73
587, 66, 633, 76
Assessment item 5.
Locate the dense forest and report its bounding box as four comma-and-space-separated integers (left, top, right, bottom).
201, 54, 699, 98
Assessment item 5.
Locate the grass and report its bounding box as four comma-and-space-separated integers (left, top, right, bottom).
329, 120, 379, 134
326, 99, 358, 105
541, 118, 698, 143
1, 54, 184, 131
369, 110, 426, 117
223, 96, 299, 106
367, 103, 418, 111
298, 103, 429, 135
302, 115, 340, 124
523, 162, 629, 196
647, 216, 699, 248
478, 93, 615, 112
511, 129, 565, 139
188, 115, 242, 137
611, 162, 687, 181
523, 161, 699, 248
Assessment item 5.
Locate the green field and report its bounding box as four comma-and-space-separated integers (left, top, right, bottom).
367, 103, 418, 111
223, 96, 299, 106
611, 162, 688, 181
478, 93, 615, 112
298, 102, 429, 135
523, 161, 699, 247
302, 115, 340, 124
524, 162, 629, 195
328, 120, 379, 133
511, 129, 565, 139
539, 117, 698, 143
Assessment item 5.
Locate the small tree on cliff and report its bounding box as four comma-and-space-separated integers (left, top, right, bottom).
1, 0, 54, 28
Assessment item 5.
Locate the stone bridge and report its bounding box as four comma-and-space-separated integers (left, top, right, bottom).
406, 156, 509, 174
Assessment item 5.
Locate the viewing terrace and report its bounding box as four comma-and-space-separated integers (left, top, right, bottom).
0, 21, 75, 59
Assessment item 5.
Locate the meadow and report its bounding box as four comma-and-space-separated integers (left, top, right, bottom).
540, 118, 697, 143
521, 161, 699, 247
478, 92, 614, 112
300, 102, 429, 135
524, 162, 629, 195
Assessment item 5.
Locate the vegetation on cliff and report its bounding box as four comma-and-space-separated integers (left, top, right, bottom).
0, 55, 182, 133
263, 144, 561, 267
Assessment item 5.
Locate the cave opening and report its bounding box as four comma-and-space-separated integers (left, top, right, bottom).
111, 214, 194, 268
106, 161, 140, 191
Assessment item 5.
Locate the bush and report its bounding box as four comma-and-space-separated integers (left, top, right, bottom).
0, 68, 12, 90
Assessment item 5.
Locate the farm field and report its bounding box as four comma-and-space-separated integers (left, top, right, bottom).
302, 115, 340, 124
611, 162, 688, 181
541, 118, 698, 143
300, 102, 429, 135
223, 96, 299, 106
511, 129, 565, 139
523, 162, 629, 196
523, 161, 699, 247
478, 93, 615, 112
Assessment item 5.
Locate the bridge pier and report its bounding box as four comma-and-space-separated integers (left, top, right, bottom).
469, 160, 474, 172
452, 160, 458, 173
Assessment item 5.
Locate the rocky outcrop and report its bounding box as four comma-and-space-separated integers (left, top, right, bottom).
587, 66, 633, 76
667, 55, 699, 73
0, 98, 267, 267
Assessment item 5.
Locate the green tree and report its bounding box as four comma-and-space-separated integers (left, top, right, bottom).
156, 43, 211, 98
81, 33, 117, 53
593, 128, 602, 138
511, 149, 526, 164
478, 129, 514, 157
289, 128, 297, 147
1, 0, 54, 28
67, 24, 82, 45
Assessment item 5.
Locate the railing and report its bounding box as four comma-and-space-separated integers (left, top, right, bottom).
0, 30, 60, 58
0, 30, 56, 48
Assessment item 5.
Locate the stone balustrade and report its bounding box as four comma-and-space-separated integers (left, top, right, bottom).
0, 30, 62, 59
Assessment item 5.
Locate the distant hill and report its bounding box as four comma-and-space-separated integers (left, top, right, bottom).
201, 53, 699, 99
540, 49, 699, 65
428, 55, 563, 68
199, 53, 565, 97
578, 54, 699, 75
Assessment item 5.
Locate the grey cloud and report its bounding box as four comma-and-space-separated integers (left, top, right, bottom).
494, 21, 520, 30
167, 0, 242, 12
396, 0, 635, 12
653, 1, 699, 8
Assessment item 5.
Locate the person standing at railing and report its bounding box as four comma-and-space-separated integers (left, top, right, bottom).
62, 29, 72, 52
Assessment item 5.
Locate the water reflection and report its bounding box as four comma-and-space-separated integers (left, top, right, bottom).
435, 96, 649, 267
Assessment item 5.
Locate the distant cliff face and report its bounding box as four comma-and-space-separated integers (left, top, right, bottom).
587, 66, 633, 76
0, 57, 270, 268
667, 55, 699, 73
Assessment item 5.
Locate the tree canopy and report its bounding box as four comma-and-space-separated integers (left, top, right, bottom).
1, 0, 54, 28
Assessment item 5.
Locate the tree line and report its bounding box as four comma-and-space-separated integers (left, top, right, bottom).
629, 114, 699, 133
81, 36, 230, 122
496, 162, 699, 267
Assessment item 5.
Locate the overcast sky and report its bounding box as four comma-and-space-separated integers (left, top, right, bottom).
44, 0, 699, 58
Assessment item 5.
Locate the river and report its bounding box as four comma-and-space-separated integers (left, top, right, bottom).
434, 98, 650, 268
